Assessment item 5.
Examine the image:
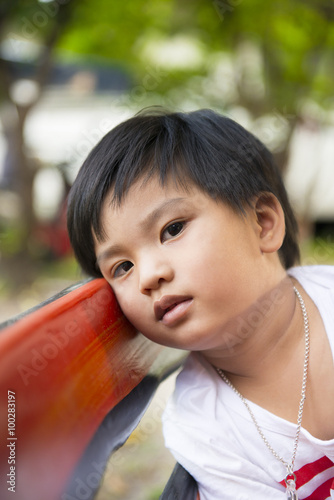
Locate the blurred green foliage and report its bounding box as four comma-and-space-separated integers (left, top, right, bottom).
1, 0, 333, 118
55, 0, 334, 111
300, 236, 334, 266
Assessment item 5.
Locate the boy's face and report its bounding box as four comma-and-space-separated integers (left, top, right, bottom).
95, 176, 277, 355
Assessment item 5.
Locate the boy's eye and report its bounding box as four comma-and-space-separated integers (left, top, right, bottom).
161, 221, 184, 242
113, 261, 133, 278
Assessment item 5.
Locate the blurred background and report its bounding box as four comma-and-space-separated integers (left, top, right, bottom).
0, 0, 334, 498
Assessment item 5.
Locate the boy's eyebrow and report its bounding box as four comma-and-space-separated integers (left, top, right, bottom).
96, 244, 125, 265
139, 197, 187, 231
96, 197, 188, 265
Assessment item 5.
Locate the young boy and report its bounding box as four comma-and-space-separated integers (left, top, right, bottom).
67, 109, 334, 499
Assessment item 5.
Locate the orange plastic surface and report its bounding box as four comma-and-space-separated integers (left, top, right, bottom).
0, 279, 162, 500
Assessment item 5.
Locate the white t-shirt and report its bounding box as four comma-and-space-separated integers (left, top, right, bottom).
162, 266, 334, 499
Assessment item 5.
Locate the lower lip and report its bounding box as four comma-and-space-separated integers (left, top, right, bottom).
161, 299, 193, 326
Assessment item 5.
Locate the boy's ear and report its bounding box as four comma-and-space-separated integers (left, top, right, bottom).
254, 193, 286, 254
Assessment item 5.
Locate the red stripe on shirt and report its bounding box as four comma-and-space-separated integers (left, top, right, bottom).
303, 478, 334, 500
279, 456, 334, 489
297, 456, 334, 488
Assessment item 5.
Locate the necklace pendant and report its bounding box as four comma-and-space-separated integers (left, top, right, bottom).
286, 477, 298, 500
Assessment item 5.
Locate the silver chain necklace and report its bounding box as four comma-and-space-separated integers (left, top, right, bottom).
216, 286, 310, 500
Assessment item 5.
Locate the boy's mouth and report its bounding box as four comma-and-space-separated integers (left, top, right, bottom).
154, 295, 193, 324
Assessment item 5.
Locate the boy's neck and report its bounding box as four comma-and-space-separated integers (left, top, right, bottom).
201, 275, 303, 381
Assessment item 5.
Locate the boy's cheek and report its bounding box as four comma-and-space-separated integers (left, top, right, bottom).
114, 294, 132, 318
116, 295, 148, 328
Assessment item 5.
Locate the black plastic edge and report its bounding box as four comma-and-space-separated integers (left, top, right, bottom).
159, 462, 198, 500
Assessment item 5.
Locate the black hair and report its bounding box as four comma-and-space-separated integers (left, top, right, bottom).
67, 108, 300, 277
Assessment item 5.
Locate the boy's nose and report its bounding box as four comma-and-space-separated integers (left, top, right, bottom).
139, 256, 174, 294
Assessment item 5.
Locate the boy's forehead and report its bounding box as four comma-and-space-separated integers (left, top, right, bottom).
100, 175, 238, 230
104, 175, 195, 214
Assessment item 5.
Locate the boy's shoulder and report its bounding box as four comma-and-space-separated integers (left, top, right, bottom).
171, 353, 219, 406
288, 264, 334, 290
